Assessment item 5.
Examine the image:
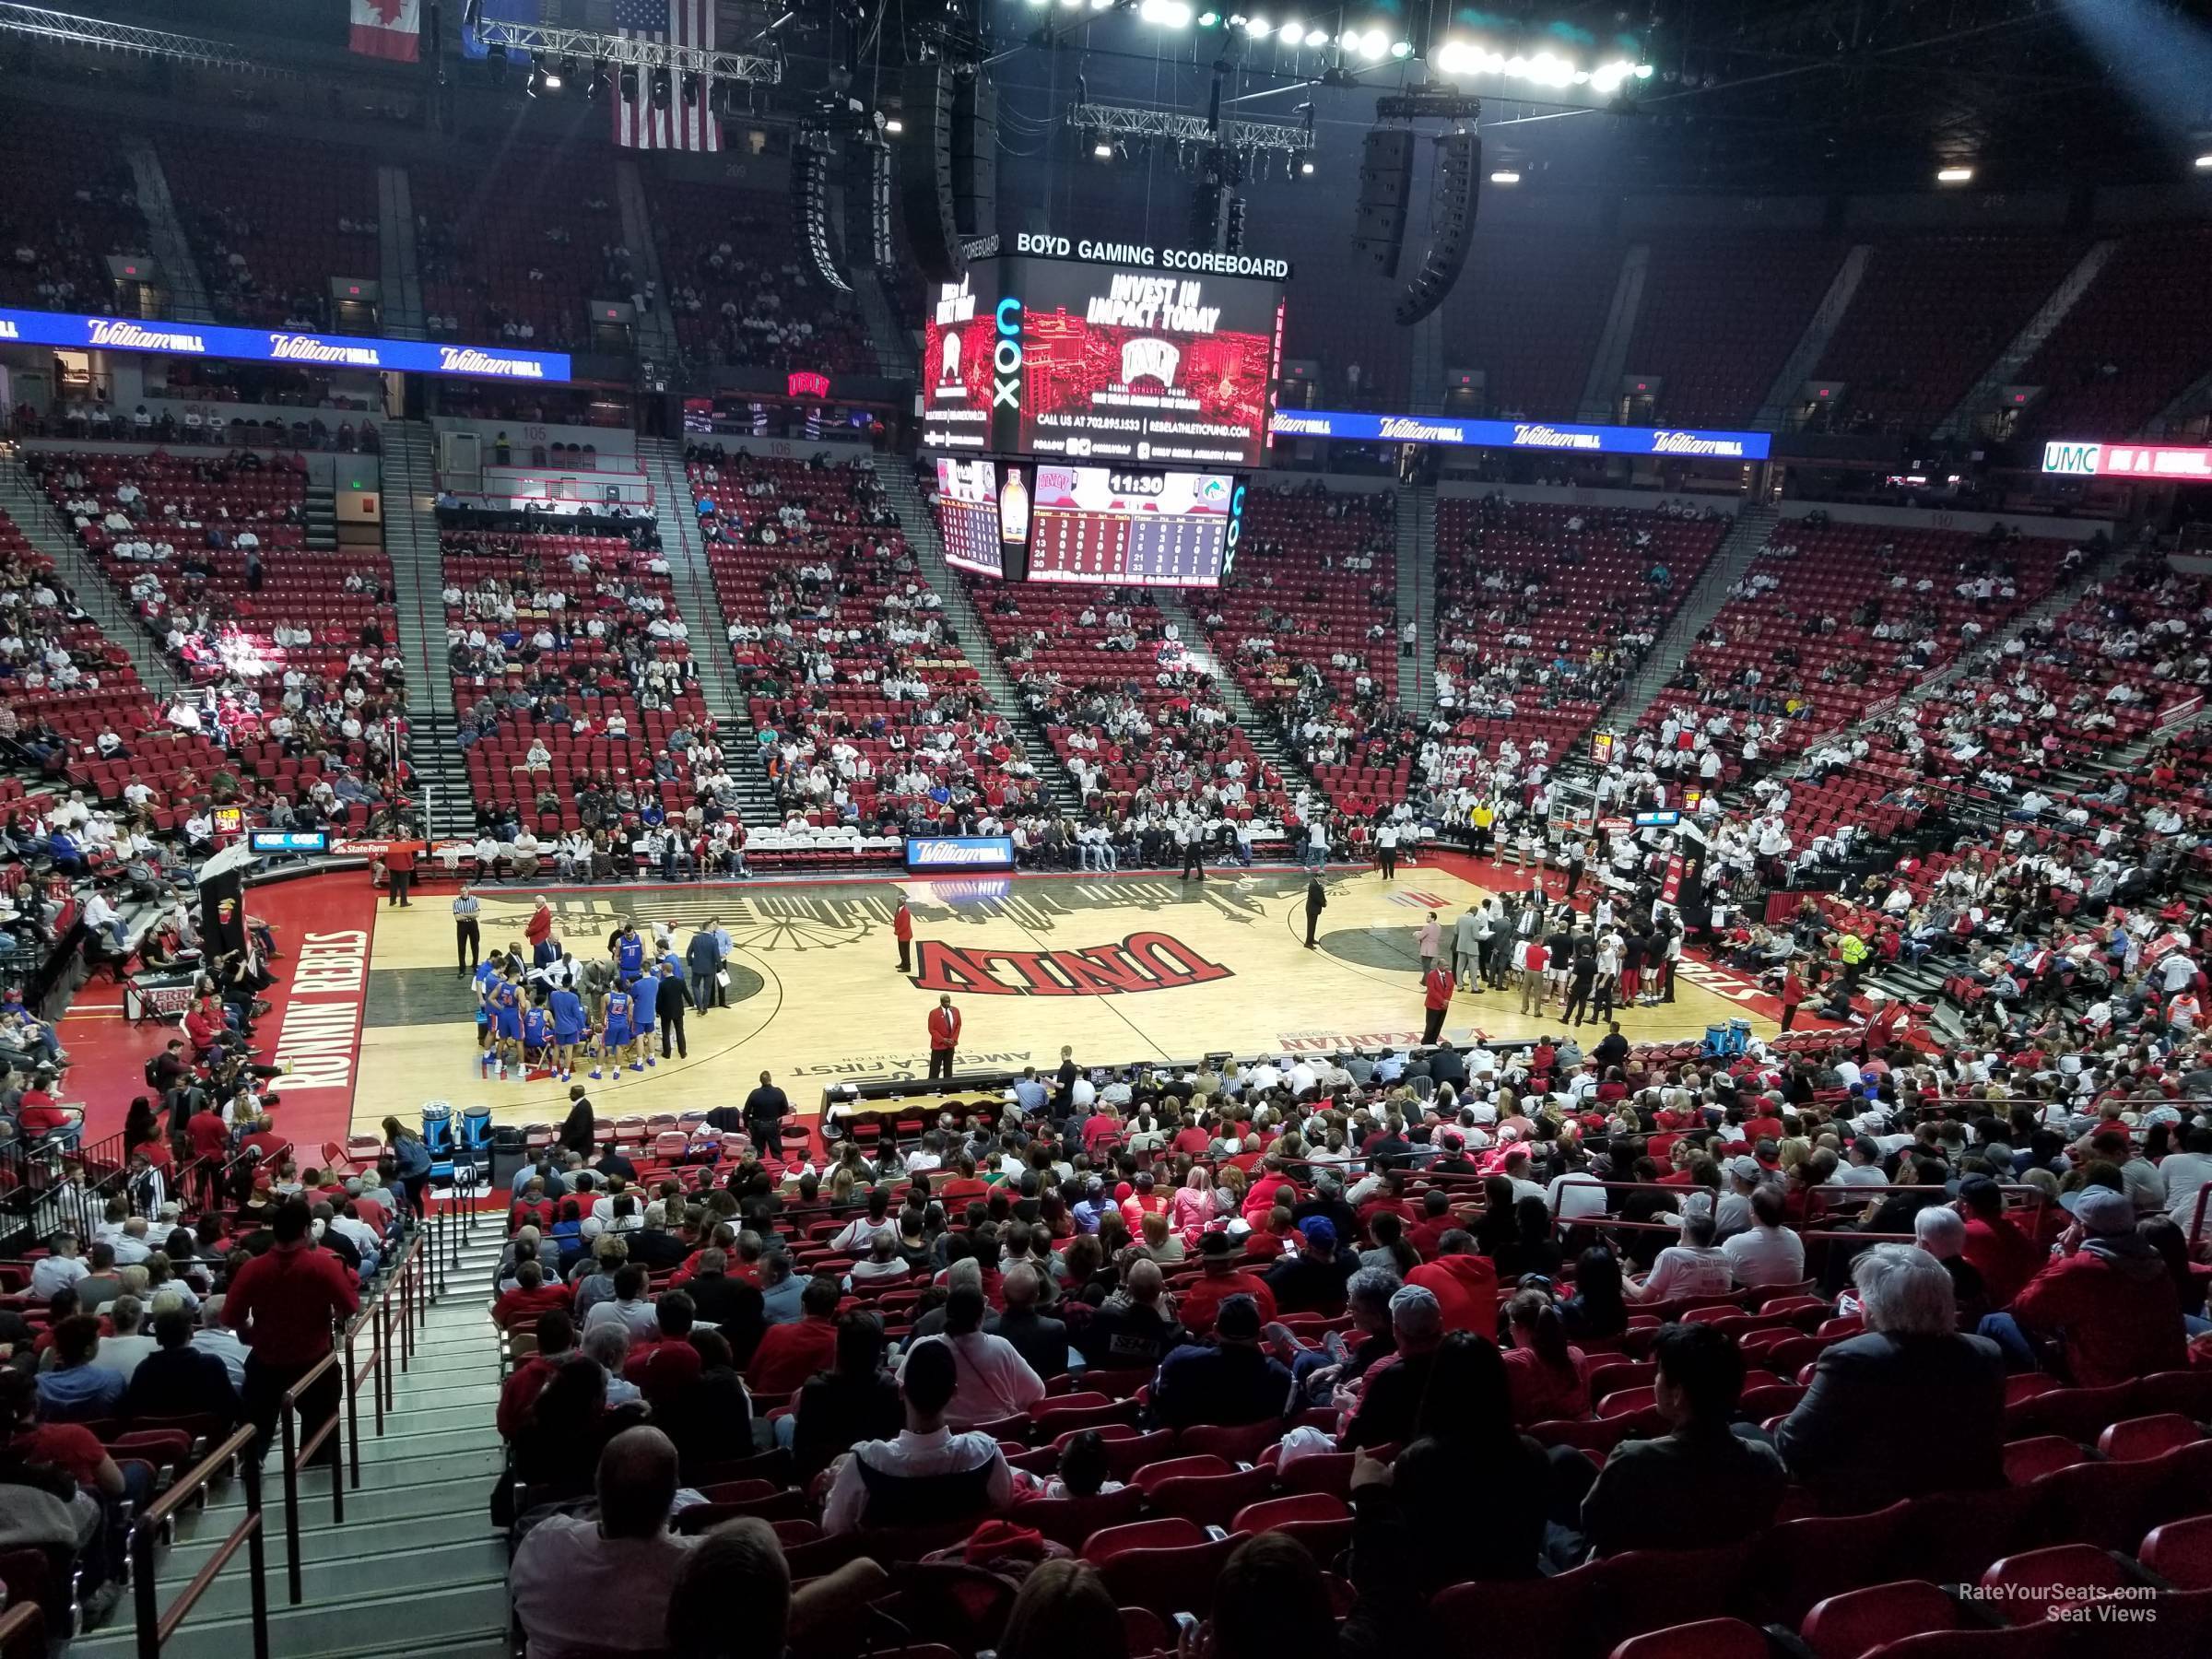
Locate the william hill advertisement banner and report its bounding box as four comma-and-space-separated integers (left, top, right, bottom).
0, 307, 570, 382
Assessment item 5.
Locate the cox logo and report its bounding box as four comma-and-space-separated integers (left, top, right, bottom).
1223, 481, 1247, 577
992, 296, 1024, 410
2041, 441, 2101, 477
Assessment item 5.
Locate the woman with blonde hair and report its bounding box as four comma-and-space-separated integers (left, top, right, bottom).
1170, 1165, 1213, 1242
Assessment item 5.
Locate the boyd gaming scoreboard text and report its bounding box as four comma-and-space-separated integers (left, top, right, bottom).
921, 256, 1284, 469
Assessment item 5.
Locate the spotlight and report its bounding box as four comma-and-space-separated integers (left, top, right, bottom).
1278, 18, 1299, 41
885, 118, 904, 134
652, 65, 672, 109
1389, 40, 1411, 58
1488, 170, 1520, 184
1242, 14, 1269, 33
1140, 0, 1194, 24
585, 62, 609, 101
1198, 8, 1220, 23
1357, 28, 1385, 57
618, 65, 640, 103
556, 55, 576, 86
524, 64, 544, 98
680, 71, 698, 106
488, 44, 509, 83
1635, 64, 1653, 77
2194, 154, 2212, 169
1094, 140, 1113, 158
1303, 25, 1328, 44
1936, 164, 1973, 183
1300, 159, 1314, 174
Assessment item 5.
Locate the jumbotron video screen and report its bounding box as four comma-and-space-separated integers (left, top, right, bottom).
919, 255, 1285, 468
1027, 465, 1244, 589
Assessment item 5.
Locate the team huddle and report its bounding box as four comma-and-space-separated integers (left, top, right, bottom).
474, 917, 689, 1083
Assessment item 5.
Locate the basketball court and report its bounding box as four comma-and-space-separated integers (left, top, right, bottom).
334, 851, 1777, 1136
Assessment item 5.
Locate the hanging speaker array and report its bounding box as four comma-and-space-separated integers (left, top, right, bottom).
899, 61, 994, 283
1394, 128, 1479, 325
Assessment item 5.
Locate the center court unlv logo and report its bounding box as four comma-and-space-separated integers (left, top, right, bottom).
913, 930, 1232, 997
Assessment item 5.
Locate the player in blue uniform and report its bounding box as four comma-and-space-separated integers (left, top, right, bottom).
594, 986, 634, 1080
548, 984, 585, 1081
473, 957, 502, 1071
614, 923, 646, 986
521, 1004, 551, 1079
489, 975, 524, 1079
630, 969, 656, 1070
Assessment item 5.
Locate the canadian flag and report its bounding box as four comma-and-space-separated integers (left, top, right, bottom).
349, 0, 420, 62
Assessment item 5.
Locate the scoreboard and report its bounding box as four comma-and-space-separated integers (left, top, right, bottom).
1025, 465, 1243, 589
934, 457, 1006, 578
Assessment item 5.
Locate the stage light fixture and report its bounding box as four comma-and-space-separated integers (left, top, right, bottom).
1242, 14, 1269, 33
2194, 154, 2212, 169
1936, 164, 1973, 183
1094, 140, 1113, 158
1198, 9, 1220, 23
1303, 25, 1328, 44
652, 65, 672, 108
1300, 159, 1314, 174
1358, 28, 1385, 57
886, 117, 904, 133
1489, 170, 1520, 184
618, 65, 640, 102
1389, 40, 1411, 58
586, 62, 609, 100
524, 63, 545, 97
488, 44, 509, 82
681, 71, 700, 106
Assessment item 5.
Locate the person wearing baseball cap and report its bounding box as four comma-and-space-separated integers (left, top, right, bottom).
1339, 1285, 1448, 1450
1980, 1185, 2187, 1387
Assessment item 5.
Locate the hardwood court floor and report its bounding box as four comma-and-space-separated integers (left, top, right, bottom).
350, 861, 1771, 1132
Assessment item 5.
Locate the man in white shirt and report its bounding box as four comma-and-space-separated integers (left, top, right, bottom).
1721, 1187, 1806, 1288
826, 1325, 1015, 1534
29, 1232, 88, 1299
511, 1429, 705, 1659
895, 1285, 1043, 1430
1547, 1167, 1609, 1223
2160, 1124, 2212, 1227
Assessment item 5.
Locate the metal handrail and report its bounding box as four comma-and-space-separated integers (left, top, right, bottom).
129, 1425, 265, 1659
0, 1599, 42, 1657
268, 1175, 477, 1604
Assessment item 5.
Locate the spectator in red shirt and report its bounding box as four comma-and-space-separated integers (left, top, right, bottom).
747, 1277, 841, 1395
624, 1293, 704, 1407
493, 1261, 573, 1331
1408, 1190, 1460, 1260
1177, 1231, 1277, 1336
2, 1367, 125, 1497
1983, 1187, 2185, 1387
1500, 1289, 1586, 1425
223, 1199, 361, 1462
1406, 1230, 1500, 1334
498, 1312, 576, 1441
238, 1117, 289, 1165
1955, 1176, 2045, 1311
15, 1072, 70, 1138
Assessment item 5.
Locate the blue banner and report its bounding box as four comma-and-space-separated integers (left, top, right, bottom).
1269, 407, 1771, 461
0, 308, 571, 382
906, 836, 1018, 873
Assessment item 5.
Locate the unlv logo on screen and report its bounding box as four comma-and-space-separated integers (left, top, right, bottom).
1120, 337, 1181, 388
913, 930, 1232, 996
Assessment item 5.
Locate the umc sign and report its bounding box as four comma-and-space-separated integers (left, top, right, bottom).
2041, 441, 2101, 476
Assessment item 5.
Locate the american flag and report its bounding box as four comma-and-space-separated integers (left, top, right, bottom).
614, 0, 721, 152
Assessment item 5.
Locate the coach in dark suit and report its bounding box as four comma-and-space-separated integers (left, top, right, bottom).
1774, 1244, 2005, 1512
654, 963, 689, 1059
1304, 877, 1327, 949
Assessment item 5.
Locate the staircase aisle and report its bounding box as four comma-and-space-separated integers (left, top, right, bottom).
380, 420, 472, 839
1158, 594, 1320, 811
1396, 483, 1434, 720
875, 465, 1084, 815
0, 447, 181, 700
1593, 502, 1779, 740
77, 1226, 513, 1659
634, 437, 775, 827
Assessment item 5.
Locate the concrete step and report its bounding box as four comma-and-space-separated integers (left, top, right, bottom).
347, 1402, 504, 1440
171, 1506, 498, 1572
73, 1579, 509, 1659
185, 1536, 509, 1622
199, 1469, 500, 1529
